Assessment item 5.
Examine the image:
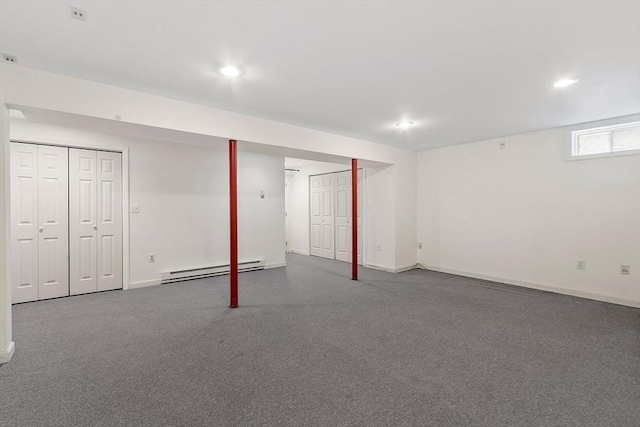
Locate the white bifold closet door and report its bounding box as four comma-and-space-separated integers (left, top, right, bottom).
309, 175, 335, 259
310, 171, 363, 264
334, 171, 363, 265
10, 143, 69, 303
69, 149, 123, 295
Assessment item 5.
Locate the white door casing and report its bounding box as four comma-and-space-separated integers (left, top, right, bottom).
97, 151, 123, 291
69, 148, 98, 295
10, 143, 39, 303
37, 145, 69, 300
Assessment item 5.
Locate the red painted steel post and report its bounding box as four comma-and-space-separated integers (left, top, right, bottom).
229, 140, 239, 308
351, 159, 358, 281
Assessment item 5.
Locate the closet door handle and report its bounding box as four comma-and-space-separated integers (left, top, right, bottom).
39, 227, 43, 233
93, 225, 97, 231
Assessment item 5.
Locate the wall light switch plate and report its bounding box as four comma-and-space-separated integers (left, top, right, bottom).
621, 265, 630, 275
577, 259, 586, 270
130, 204, 140, 213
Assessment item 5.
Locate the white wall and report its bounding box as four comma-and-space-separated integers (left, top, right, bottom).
10, 118, 285, 288
417, 127, 640, 307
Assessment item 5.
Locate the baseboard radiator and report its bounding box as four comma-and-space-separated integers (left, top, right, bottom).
160, 260, 265, 284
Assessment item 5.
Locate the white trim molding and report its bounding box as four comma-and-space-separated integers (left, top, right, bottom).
265, 262, 287, 269
128, 279, 162, 290
290, 249, 310, 256
0, 341, 15, 364
419, 264, 640, 308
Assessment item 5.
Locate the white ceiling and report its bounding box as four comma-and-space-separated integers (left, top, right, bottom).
1, 1, 639, 151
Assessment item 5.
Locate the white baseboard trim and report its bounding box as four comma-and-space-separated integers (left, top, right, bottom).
128, 279, 162, 290
420, 264, 640, 308
364, 263, 395, 273
395, 263, 418, 273
265, 262, 286, 269
0, 341, 15, 364
290, 249, 309, 256
364, 263, 417, 273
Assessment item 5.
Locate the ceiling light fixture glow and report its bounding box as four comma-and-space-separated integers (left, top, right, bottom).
396, 121, 415, 128
553, 78, 579, 88
220, 65, 241, 77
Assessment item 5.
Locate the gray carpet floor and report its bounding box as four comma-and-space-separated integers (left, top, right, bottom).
1, 254, 639, 426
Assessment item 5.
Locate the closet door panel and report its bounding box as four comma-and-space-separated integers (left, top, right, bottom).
38, 145, 69, 300
69, 149, 98, 295
334, 172, 350, 262
97, 151, 123, 291
10, 143, 39, 303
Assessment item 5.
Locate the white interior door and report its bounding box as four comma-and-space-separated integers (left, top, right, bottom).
334, 170, 364, 265
309, 175, 324, 257
319, 175, 335, 259
97, 151, 123, 291
335, 172, 350, 262
310, 175, 335, 259
37, 145, 69, 300
10, 143, 39, 303
69, 149, 98, 295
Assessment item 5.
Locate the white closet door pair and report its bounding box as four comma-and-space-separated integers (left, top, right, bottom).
10, 143, 69, 303
309, 171, 363, 264
69, 149, 123, 295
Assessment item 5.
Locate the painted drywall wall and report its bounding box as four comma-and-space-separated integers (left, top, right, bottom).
417, 127, 640, 306
10, 118, 285, 287
0, 107, 13, 363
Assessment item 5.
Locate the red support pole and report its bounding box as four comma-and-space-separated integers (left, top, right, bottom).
351, 159, 358, 281
229, 140, 239, 308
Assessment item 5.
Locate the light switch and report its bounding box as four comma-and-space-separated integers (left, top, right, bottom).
260, 190, 265, 199
130, 204, 140, 213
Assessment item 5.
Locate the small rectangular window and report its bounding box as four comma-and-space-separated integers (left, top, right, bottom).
566, 116, 640, 160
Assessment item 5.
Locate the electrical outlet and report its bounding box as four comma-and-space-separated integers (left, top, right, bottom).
620, 265, 630, 275
149, 254, 155, 263
70, 6, 87, 21
418, 243, 423, 249
576, 259, 586, 270
376, 243, 381, 251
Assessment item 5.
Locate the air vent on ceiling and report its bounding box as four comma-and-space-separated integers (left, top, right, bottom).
70, 6, 87, 21
2, 54, 17, 64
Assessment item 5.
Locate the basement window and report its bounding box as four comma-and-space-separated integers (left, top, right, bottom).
566, 116, 640, 160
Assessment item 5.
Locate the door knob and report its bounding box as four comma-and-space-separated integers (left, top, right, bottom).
39, 227, 43, 233
93, 225, 97, 230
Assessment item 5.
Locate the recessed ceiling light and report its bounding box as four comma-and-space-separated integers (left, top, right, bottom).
220, 65, 241, 77
553, 78, 579, 88
396, 121, 414, 128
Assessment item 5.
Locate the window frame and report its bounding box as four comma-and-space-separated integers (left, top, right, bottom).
564, 114, 640, 161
